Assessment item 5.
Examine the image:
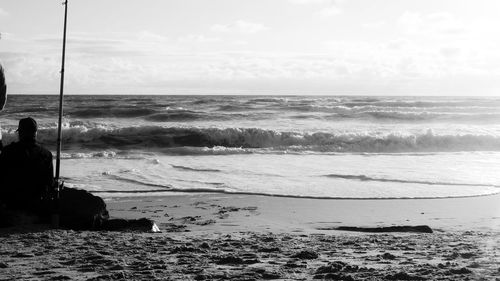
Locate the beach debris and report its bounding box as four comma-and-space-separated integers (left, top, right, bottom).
51, 275, 72, 280
447, 267, 472, 275
102, 218, 158, 232
313, 273, 355, 280
291, 250, 319, 259
385, 272, 426, 280
315, 261, 359, 274
151, 222, 161, 233
12, 252, 35, 258
199, 242, 210, 249
258, 246, 281, 253
381, 252, 397, 260
214, 255, 244, 265
321, 225, 433, 233
213, 254, 260, 265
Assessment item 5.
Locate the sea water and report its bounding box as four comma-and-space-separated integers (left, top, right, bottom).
1, 95, 500, 199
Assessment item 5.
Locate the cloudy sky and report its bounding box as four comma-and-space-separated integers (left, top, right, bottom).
0, 0, 499, 95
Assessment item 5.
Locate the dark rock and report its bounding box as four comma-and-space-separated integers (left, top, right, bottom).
170, 246, 198, 254
59, 259, 76, 266
258, 247, 281, 253
215, 255, 245, 265
102, 218, 156, 232
332, 225, 433, 233
194, 219, 216, 226
316, 261, 347, 274
0, 262, 8, 268
324, 273, 355, 280
467, 262, 480, 268
284, 260, 307, 268
291, 250, 319, 259
199, 242, 210, 249
316, 261, 359, 274
217, 206, 241, 214
194, 274, 208, 280
382, 253, 397, 260
244, 259, 260, 264
448, 267, 472, 274
12, 252, 35, 258
261, 270, 282, 279
314, 273, 355, 280
59, 187, 109, 230
385, 272, 425, 280
108, 264, 125, 270
460, 253, 475, 259
50, 276, 72, 280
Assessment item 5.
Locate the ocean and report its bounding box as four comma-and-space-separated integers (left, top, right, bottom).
1, 95, 500, 199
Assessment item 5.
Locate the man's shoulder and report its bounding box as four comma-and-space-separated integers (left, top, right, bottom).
0, 142, 21, 160
37, 144, 53, 157
30, 142, 53, 157
2, 141, 21, 152
2, 141, 52, 156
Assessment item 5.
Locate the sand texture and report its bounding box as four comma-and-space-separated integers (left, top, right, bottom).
0, 228, 499, 280
1, 193, 499, 280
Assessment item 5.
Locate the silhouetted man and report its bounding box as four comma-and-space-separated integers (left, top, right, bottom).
0, 117, 54, 218
0, 63, 6, 150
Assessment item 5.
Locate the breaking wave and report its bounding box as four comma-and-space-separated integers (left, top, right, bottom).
3, 125, 500, 154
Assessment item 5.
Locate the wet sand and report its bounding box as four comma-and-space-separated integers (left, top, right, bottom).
1, 193, 499, 280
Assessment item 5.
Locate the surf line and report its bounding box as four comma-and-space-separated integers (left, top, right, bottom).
323, 173, 500, 188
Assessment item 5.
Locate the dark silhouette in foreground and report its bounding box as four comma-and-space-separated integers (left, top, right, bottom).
0, 117, 54, 220
0, 117, 158, 232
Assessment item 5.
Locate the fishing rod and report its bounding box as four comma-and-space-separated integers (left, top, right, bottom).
53, 0, 68, 227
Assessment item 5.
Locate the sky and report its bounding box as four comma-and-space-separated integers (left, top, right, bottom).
0, 0, 500, 95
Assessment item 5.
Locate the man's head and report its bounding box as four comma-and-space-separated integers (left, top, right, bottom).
17, 117, 38, 141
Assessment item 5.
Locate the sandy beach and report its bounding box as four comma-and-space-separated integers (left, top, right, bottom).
1, 193, 499, 280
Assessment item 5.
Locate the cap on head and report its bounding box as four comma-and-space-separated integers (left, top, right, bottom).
17, 117, 38, 134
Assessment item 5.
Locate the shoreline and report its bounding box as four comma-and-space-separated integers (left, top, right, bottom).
106, 192, 500, 234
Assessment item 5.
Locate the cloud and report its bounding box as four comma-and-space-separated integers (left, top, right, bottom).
398, 11, 423, 33
362, 21, 386, 29
289, 0, 331, 4
137, 31, 168, 43
289, 0, 343, 17
318, 6, 342, 17
2, 23, 498, 95
0, 7, 8, 17
427, 12, 466, 34
439, 47, 461, 58
178, 34, 220, 43
4, 47, 500, 95
210, 20, 267, 34
398, 11, 466, 35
